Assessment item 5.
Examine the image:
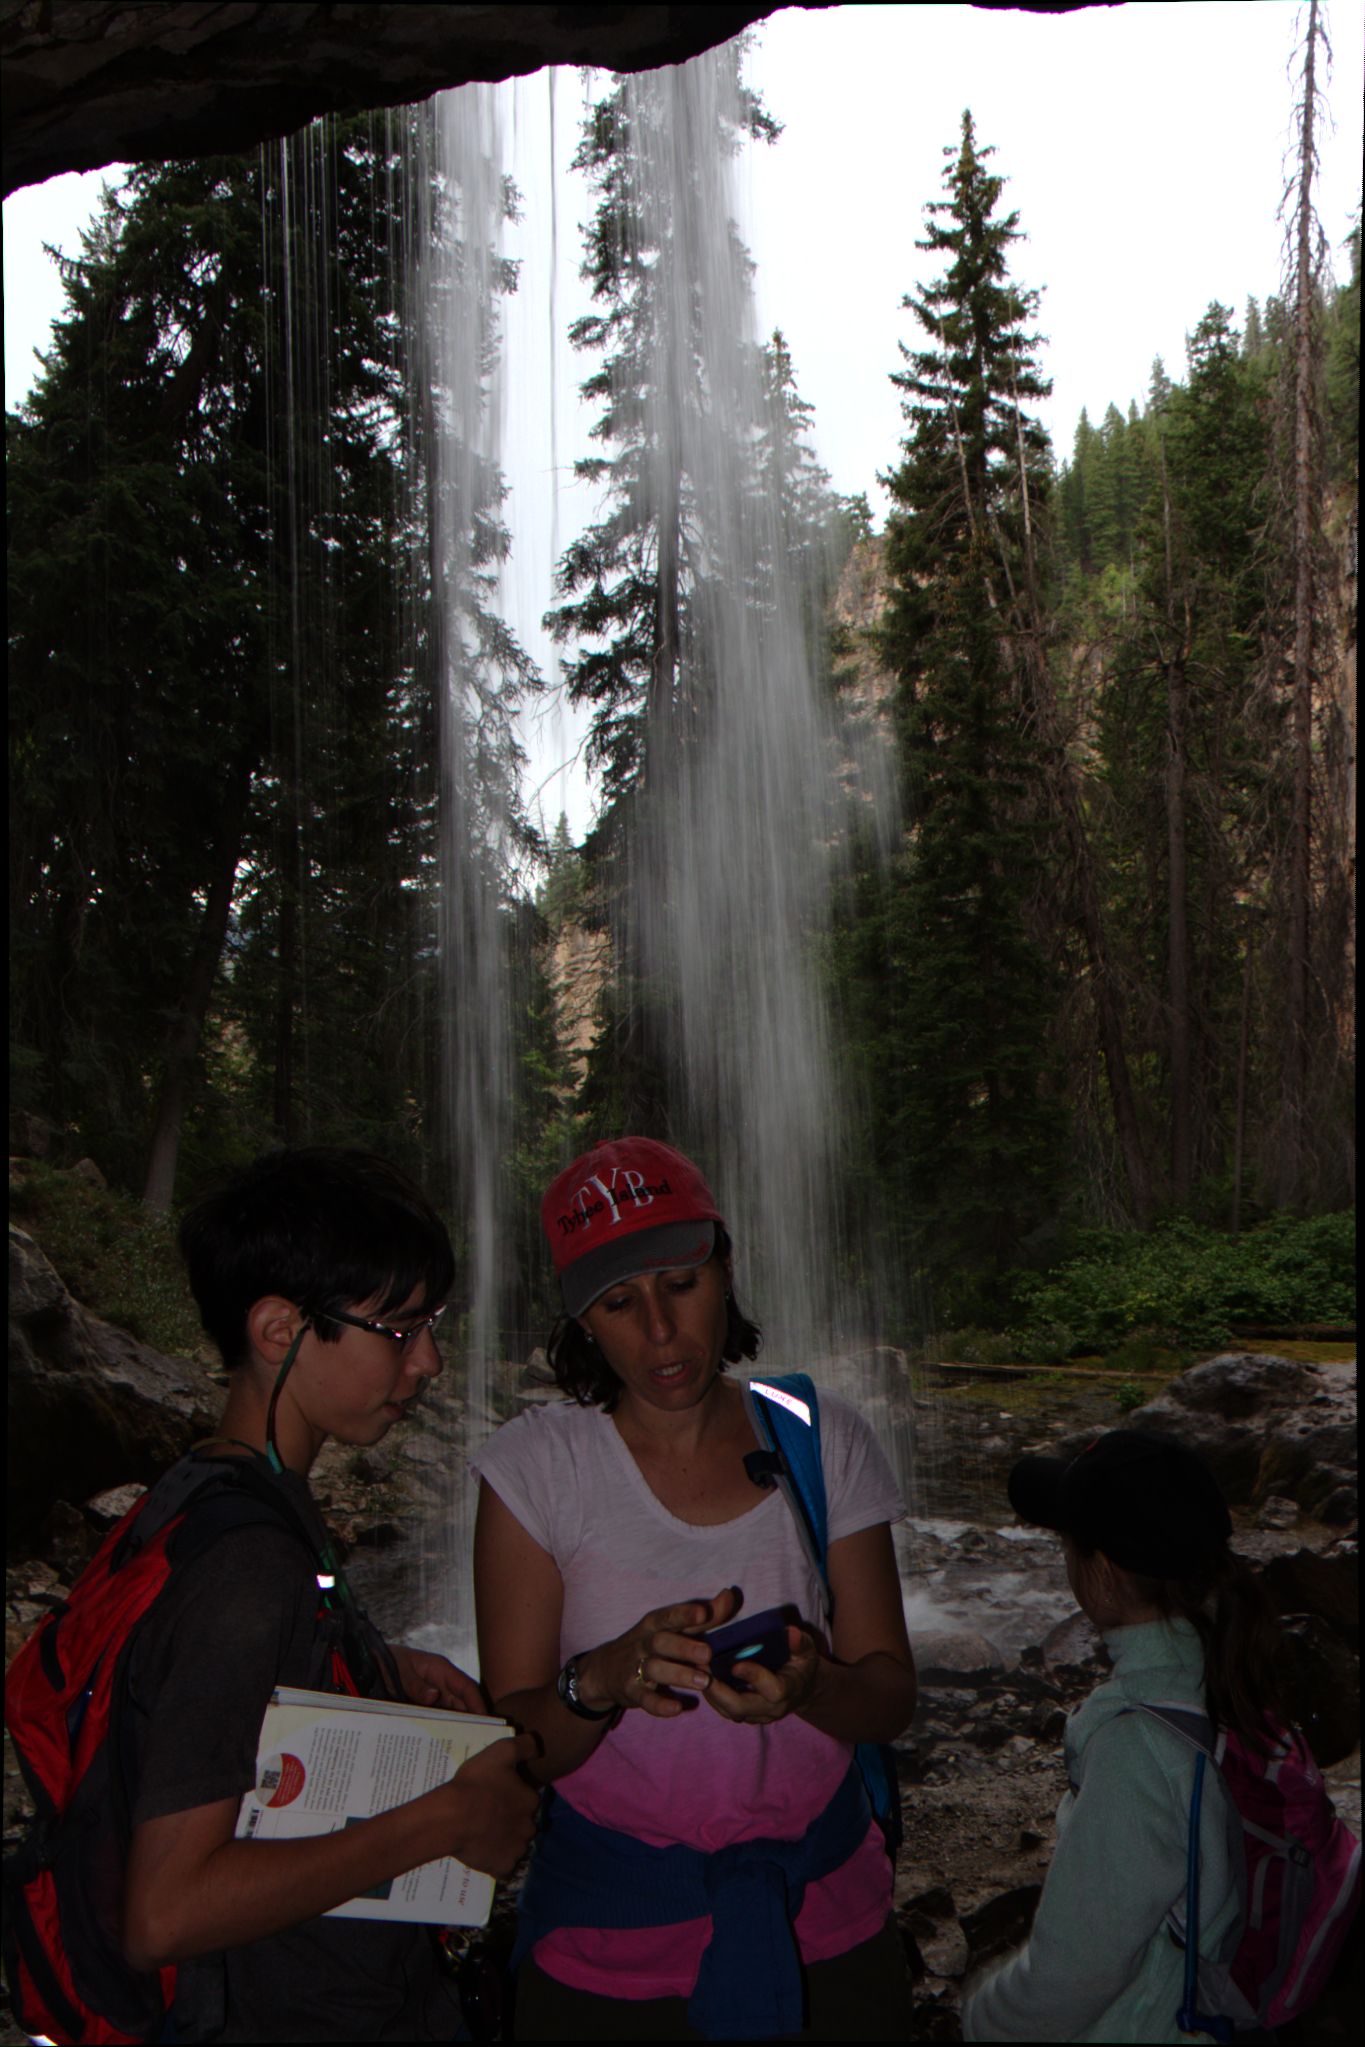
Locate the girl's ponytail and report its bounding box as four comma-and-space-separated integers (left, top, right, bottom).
1132, 1547, 1290, 1750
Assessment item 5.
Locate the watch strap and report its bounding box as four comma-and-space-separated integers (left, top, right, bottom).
556, 1653, 616, 1720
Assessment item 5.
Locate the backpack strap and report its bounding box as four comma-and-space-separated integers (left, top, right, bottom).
741, 1373, 829, 1614
1133, 1701, 1219, 1758
740, 1372, 903, 1864
1124, 1704, 1240, 2044
122, 1453, 395, 1697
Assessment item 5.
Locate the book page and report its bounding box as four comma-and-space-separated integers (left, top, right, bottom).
235, 1686, 512, 1925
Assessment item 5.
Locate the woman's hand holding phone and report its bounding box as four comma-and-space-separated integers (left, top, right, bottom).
576, 1586, 742, 1719
703, 1620, 821, 1726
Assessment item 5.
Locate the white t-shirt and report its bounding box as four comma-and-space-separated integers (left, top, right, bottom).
471, 1383, 905, 1998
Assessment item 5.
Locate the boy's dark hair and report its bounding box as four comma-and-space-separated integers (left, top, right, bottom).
546, 1227, 761, 1412
178, 1147, 456, 1369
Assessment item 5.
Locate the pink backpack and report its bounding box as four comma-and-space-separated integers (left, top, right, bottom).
1138, 1703, 1361, 2036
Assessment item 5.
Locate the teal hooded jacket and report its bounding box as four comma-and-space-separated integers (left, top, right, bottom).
962, 1617, 1243, 2044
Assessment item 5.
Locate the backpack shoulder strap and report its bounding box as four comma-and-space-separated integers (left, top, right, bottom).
742, 1372, 829, 1602
115, 1451, 322, 1568
1131, 1701, 1219, 1758
742, 1372, 905, 1863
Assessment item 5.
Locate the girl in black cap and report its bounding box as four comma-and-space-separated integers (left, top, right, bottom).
962, 1429, 1289, 2043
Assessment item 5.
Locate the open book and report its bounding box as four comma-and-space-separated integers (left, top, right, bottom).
235, 1685, 511, 1924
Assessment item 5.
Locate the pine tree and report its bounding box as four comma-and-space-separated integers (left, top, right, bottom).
876, 111, 1064, 1299
1094, 304, 1271, 1209
8, 115, 532, 1202
544, 53, 779, 808
1271, 0, 1349, 1206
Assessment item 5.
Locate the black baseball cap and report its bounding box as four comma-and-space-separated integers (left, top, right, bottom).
1007, 1430, 1232, 1579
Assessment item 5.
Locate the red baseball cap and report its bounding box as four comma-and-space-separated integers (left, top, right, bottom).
541, 1138, 725, 1317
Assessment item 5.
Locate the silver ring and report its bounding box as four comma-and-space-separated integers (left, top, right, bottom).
635, 1655, 653, 1690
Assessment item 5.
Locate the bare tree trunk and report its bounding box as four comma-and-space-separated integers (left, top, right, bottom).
1278, 0, 1326, 1208
273, 849, 298, 1142
1006, 399, 1153, 1221
142, 755, 254, 1210
1230, 927, 1255, 1235
1166, 645, 1193, 1201
1158, 446, 1193, 1202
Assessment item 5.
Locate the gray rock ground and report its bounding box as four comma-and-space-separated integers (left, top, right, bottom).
3, 1340, 1357, 2043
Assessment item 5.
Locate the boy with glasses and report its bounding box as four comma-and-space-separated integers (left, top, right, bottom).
117, 1146, 538, 2040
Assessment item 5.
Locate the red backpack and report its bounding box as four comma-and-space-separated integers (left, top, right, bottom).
2, 1454, 367, 2046
1137, 1702, 1362, 2039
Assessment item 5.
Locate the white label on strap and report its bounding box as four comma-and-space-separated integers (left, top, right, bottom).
750, 1381, 812, 1426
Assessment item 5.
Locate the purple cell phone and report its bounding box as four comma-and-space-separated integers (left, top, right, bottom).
705, 1607, 792, 1688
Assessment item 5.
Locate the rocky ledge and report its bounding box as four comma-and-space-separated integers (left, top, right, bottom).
890, 1348, 1359, 2041
4, 1249, 1357, 2046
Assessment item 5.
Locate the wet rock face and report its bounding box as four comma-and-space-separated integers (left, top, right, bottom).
898, 1356, 1359, 2040
1, 3, 778, 195
897, 1517, 1361, 2041
1049, 1354, 1357, 1519
7, 1224, 217, 1553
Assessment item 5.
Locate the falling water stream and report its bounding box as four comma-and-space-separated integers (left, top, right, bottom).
401, 49, 941, 1659
407, 84, 524, 1632
611, 53, 916, 1484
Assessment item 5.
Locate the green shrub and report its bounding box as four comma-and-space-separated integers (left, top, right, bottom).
1099, 1332, 1185, 1378
1011, 1318, 1078, 1364
1114, 1381, 1148, 1414
927, 1325, 1021, 1366
9, 1164, 205, 1359
1010, 1210, 1355, 1357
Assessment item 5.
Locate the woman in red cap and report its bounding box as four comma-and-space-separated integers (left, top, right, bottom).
471, 1137, 918, 2041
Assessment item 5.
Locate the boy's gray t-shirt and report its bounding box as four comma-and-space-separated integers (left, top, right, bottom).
124, 1476, 463, 2043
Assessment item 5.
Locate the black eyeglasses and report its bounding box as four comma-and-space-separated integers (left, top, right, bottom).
325, 1304, 448, 1353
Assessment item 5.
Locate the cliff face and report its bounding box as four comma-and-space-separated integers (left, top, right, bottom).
831, 534, 896, 720
1, 3, 779, 195
547, 919, 611, 1093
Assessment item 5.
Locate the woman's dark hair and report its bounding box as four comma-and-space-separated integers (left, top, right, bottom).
547, 1226, 761, 1412
178, 1147, 456, 1369
1076, 1538, 1290, 1750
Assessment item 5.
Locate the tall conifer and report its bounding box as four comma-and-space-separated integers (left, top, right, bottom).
878, 111, 1062, 1301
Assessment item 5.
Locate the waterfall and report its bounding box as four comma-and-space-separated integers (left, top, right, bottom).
410, 83, 527, 1629
607, 52, 909, 1473
402, 50, 919, 1660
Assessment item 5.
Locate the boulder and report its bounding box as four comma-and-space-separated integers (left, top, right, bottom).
912, 1628, 1007, 1688
84, 1482, 149, 1531
9, 1110, 56, 1158
8, 1225, 217, 1554
1039, 1611, 1105, 1675
1069, 1354, 1358, 1513
1276, 1614, 1360, 1768
959, 1884, 1042, 1968
1256, 1539, 1358, 1647
918, 1920, 969, 1979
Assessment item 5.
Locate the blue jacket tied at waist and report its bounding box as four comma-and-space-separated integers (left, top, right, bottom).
512, 1762, 872, 2039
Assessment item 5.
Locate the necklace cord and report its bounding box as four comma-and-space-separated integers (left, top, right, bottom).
265, 1323, 310, 1475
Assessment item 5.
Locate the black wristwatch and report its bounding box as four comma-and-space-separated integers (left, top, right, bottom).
556, 1654, 616, 1721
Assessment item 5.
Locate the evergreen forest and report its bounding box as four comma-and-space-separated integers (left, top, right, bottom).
8, 18, 1358, 1358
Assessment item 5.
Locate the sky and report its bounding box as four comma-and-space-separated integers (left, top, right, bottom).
4, 1, 1362, 838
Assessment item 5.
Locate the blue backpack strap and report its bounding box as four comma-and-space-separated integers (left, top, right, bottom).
1125, 1706, 1236, 2044
742, 1373, 829, 1606
1131, 1702, 1217, 1756
742, 1373, 902, 1862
